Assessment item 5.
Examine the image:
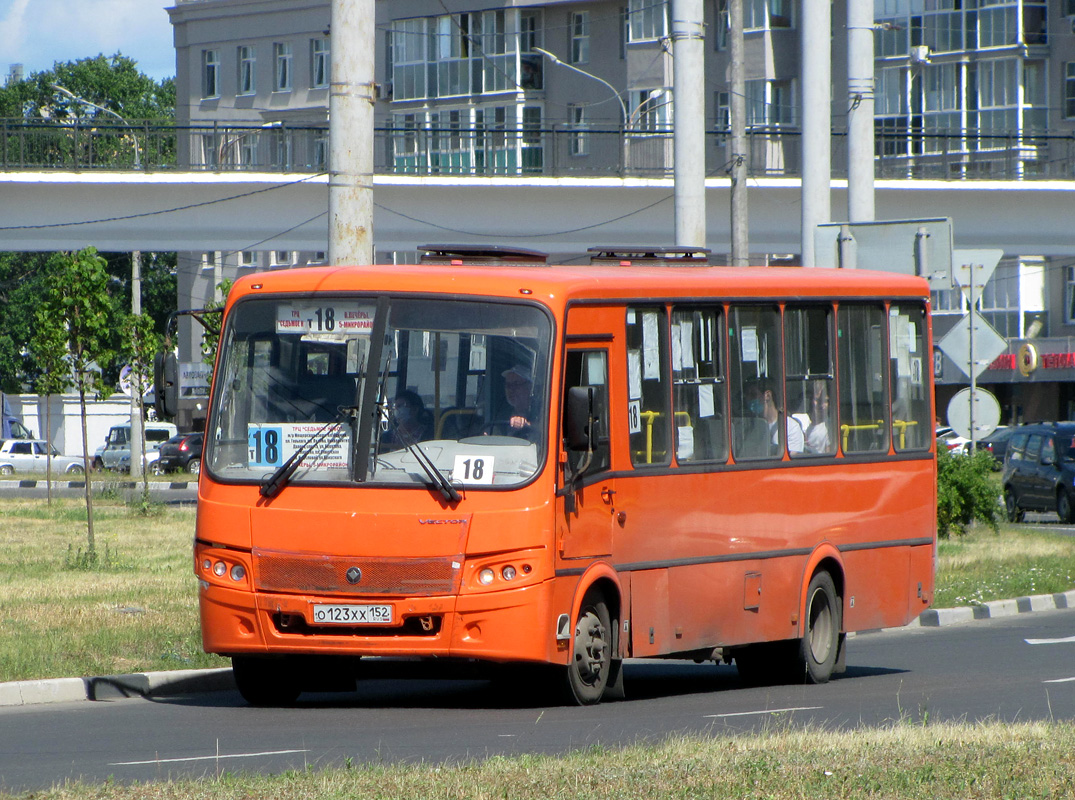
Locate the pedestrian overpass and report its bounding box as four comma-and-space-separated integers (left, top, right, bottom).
2, 172, 1073, 258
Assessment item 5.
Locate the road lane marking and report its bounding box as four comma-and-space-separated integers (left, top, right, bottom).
704, 706, 823, 719
1043, 677, 1075, 684
110, 749, 308, 766
1025, 635, 1075, 645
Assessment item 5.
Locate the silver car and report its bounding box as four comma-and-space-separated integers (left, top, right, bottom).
0, 439, 86, 475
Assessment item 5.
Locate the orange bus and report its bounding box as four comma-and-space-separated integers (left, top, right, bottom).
167, 247, 936, 706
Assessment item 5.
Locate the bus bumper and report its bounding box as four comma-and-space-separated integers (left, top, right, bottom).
199, 578, 566, 666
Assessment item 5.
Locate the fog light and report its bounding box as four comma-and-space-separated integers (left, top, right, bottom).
478, 568, 495, 585
230, 564, 246, 582
213, 561, 227, 577
501, 565, 517, 581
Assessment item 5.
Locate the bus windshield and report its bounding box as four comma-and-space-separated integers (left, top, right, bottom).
206, 295, 552, 491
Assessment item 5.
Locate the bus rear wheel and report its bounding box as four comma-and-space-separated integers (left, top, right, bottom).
795, 571, 841, 684
565, 590, 613, 705
232, 656, 301, 706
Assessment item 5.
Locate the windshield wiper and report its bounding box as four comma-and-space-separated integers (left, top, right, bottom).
259, 407, 357, 499
386, 412, 461, 504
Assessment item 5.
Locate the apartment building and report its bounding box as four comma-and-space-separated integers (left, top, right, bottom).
167, 0, 1075, 422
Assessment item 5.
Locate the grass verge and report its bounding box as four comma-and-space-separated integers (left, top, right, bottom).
3, 723, 1074, 800
935, 521, 1075, 608
0, 498, 226, 682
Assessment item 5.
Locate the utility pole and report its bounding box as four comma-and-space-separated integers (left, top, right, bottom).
847, 1, 876, 224
129, 250, 143, 478
729, 0, 748, 265
671, 0, 706, 249
800, 0, 831, 267
328, 0, 375, 265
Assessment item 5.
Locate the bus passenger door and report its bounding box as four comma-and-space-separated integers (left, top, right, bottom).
558, 348, 615, 560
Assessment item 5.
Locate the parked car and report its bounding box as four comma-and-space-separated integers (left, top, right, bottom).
936, 426, 970, 454
156, 432, 204, 475
1002, 422, 1075, 523
0, 439, 85, 475
99, 422, 177, 472
970, 425, 1015, 468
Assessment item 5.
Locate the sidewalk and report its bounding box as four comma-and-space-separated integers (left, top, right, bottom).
4, 589, 1074, 708
0, 479, 194, 490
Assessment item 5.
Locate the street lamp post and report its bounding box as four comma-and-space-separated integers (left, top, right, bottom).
532, 48, 631, 174
52, 84, 146, 477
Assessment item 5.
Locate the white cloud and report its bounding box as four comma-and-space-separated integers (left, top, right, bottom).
1, 0, 175, 80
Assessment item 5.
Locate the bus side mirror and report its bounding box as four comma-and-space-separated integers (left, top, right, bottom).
565, 385, 595, 451
154, 352, 179, 420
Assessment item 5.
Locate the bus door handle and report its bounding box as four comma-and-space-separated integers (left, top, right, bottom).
601, 487, 616, 504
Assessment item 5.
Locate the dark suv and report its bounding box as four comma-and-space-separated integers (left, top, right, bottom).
1002, 423, 1075, 523
156, 432, 204, 475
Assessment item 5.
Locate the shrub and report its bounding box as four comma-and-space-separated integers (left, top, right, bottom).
937, 447, 1001, 538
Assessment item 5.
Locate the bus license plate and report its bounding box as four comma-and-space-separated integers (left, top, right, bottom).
311, 604, 393, 625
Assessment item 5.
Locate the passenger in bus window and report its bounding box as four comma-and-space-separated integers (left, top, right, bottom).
805, 380, 833, 454
750, 380, 805, 455
502, 365, 535, 436
385, 390, 433, 447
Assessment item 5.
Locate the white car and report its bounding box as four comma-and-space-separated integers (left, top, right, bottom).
0, 439, 85, 475
935, 426, 970, 454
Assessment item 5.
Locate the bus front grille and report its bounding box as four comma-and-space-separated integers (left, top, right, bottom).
253, 548, 462, 596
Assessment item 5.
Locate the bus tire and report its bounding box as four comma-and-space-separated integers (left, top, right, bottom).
232, 656, 301, 706
795, 570, 841, 684
565, 589, 613, 705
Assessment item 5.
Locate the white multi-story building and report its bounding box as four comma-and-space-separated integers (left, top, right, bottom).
167, 0, 1075, 422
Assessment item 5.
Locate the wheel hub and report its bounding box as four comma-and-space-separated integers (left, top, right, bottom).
574, 610, 607, 684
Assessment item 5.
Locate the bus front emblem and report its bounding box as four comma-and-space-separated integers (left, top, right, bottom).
345, 567, 363, 585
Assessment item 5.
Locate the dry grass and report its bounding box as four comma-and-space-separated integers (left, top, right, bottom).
0, 498, 225, 681
4, 722, 1074, 799
935, 523, 1075, 607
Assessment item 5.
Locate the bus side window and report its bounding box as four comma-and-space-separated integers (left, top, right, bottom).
838, 304, 889, 453
729, 305, 783, 460
785, 305, 835, 457
671, 306, 727, 463
626, 306, 670, 466
889, 303, 931, 451
562, 350, 610, 475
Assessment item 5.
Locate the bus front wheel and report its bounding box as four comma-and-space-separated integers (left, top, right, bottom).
795, 571, 841, 684
232, 655, 301, 706
565, 590, 613, 705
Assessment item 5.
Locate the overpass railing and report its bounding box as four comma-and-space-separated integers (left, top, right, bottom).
3, 119, 1075, 180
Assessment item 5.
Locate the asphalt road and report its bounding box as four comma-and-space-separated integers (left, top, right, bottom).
3, 608, 1075, 793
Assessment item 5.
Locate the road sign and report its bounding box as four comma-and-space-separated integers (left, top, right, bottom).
937, 314, 1008, 380
947, 387, 1001, 441
813, 218, 953, 289
952, 249, 1003, 305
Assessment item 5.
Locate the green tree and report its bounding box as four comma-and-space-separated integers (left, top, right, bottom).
29, 305, 72, 506
41, 248, 119, 558
121, 312, 162, 509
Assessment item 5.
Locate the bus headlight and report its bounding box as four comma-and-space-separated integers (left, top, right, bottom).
478, 568, 495, 585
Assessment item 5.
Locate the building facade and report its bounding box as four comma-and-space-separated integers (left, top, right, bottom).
167, 0, 1075, 425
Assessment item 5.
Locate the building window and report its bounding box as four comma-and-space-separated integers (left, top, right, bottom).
1066, 266, 1075, 324
274, 42, 292, 92
1065, 64, 1075, 119
202, 50, 220, 99
631, 88, 672, 132
628, 0, 666, 42
571, 12, 590, 64
272, 251, 293, 267
744, 79, 795, 126
238, 45, 256, 95
980, 261, 1021, 339
311, 37, 330, 88
744, 0, 792, 31
238, 251, 257, 268
569, 104, 588, 156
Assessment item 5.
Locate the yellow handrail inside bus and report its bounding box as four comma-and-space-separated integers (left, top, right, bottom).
891, 419, 918, 449
636, 410, 692, 464
840, 420, 883, 452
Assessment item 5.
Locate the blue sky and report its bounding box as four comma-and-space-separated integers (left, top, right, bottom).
1, 0, 176, 82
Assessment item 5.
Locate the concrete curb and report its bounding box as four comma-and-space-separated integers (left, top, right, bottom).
0, 668, 234, 708
0, 480, 194, 490
4, 590, 1075, 708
